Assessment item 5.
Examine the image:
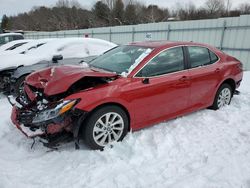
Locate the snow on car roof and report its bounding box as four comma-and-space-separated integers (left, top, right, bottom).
26, 37, 117, 58
4, 38, 55, 54
0, 38, 117, 70
0, 33, 23, 37
0, 39, 33, 52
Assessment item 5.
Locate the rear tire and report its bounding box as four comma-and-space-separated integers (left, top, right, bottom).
82, 105, 129, 150
210, 83, 232, 110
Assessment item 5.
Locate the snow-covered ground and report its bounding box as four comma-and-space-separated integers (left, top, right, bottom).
0, 72, 250, 188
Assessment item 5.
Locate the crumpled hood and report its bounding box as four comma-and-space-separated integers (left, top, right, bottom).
26, 65, 117, 96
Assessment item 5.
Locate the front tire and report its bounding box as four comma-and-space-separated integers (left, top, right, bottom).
82, 105, 129, 150
211, 83, 232, 110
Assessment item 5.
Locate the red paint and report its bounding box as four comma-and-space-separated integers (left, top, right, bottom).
26, 65, 117, 96
12, 41, 243, 134
24, 84, 36, 102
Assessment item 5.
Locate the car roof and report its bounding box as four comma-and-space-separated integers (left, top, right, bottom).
26, 37, 117, 55
0, 39, 32, 51
0, 33, 23, 37
129, 40, 212, 49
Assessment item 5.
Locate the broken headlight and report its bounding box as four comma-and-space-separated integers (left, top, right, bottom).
32, 100, 78, 124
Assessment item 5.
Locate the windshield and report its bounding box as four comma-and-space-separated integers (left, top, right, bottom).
89, 45, 153, 75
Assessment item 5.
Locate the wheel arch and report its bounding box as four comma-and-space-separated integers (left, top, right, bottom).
220, 78, 236, 93
209, 77, 236, 108
86, 102, 131, 131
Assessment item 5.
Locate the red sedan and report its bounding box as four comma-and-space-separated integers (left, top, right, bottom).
10, 41, 243, 150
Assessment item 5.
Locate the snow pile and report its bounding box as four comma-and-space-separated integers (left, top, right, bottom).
0, 72, 250, 188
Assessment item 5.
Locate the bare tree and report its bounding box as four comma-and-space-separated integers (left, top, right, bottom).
124, 2, 137, 24
239, 3, 250, 14
102, 0, 115, 10
205, 0, 225, 17
174, 2, 197, 20
6, 0, 249, 31
56, 0, 70, 7
70, 0, 82, 8
112, 0, 125, 25
225, 0, 232, 15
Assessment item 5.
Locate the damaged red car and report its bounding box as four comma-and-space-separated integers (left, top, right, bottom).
10, 41, 243, 150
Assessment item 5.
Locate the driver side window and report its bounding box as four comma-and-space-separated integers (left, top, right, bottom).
137, 47, 184, 77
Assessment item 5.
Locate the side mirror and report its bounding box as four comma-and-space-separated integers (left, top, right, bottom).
52, 55, 63, 63
142, 78, 150, 84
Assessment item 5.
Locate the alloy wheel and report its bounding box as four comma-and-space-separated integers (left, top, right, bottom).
217, 88, 231, 108
93, 112, 124, 146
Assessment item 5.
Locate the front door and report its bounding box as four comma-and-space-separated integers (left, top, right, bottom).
128, 47, 191, 128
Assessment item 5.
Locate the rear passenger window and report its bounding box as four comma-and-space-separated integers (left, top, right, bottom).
209, 50, 219, 63
188, 46, 218, 68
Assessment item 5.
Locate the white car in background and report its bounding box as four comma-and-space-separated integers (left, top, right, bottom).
0, 39, 32, 53
0, 38, 53, 55
0, 37, 117, 94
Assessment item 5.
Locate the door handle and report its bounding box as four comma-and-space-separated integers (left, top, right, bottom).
215, 68, 220, 73
179, 76, 189, 82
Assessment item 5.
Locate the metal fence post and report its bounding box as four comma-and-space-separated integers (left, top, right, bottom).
109, 28, 112, 42
220, 20, 227, 50
132, 27, 135, 42
167, 24, 171, 40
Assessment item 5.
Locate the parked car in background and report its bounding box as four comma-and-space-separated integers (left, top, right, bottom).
0, 39, 32, 53
0, 38, 53, 55
10, 41, 243, 150
0, 33, 24, 46
0, 38, 117, 94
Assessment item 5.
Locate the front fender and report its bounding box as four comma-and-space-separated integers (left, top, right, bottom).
65, 87, 132, 113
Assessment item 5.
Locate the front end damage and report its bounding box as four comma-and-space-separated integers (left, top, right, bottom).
10, 85, 87, 149
9, 65, 118, 149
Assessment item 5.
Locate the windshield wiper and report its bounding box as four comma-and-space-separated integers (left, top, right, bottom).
89, 65, 118, 74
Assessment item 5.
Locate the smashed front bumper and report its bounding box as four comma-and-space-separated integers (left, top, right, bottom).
10, 105, 72, 138
9, 84, 87, 149
11, 106, 44, 137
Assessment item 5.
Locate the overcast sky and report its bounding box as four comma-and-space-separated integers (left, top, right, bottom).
0, 0, 248, 19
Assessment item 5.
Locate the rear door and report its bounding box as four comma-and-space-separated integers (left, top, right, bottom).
186, 46, 222, 108
129, 46, 191, 127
